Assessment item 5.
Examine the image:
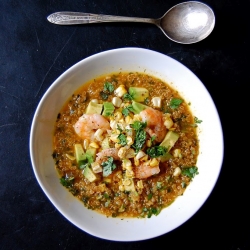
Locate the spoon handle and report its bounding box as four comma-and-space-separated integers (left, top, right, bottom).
47, 12, 157, 25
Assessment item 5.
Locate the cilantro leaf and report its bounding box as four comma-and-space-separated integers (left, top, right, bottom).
147, 146, 167, 158
194, 117, 202, 124
100, 91, 109, 100
103, 82, 114, 93
131, 121, 147, 131
118, 133, 127, 146
131, 121, 147, 152
123, 93, 133, 101
101, 157, 116, 177
122, 105, 134, 117
60, 176, 74, 187
170, 98, 183, 109
182, 166, 198, 179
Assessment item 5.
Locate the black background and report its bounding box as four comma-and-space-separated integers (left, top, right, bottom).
0, 0, 249, 249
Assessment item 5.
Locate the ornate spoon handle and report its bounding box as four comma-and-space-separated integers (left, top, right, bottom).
47, 12, 157, 25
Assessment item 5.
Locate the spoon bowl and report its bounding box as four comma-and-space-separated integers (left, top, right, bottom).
47, 1, 215, 44
159, 1, 215, 44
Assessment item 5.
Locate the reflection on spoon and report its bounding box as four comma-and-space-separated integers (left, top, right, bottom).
47, 1, 215, 44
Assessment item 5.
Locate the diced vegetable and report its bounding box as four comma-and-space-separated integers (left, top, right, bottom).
85, 101, 103, 114
160, 131, 179, 151
131, 101, 147, 114
74, 144, 86, 164
129, 87, 149, 102
83, 165, 97, 182
102, 102, 115, 116
151, 97, 162, 108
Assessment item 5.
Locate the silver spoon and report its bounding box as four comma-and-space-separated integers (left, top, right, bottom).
47, 1, 215, 44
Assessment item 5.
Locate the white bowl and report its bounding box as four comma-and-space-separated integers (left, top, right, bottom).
30, 47, 223, 241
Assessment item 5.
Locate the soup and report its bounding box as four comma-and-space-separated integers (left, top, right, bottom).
52, 72, 200, 218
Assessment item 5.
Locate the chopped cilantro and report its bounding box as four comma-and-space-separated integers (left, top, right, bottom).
151, 135, 156, 142
131, 121, 147, 131
123, 93, 133, 101
147, 146, 167, 158
147, 207, 161, 218
100, 91, 109, 100
147, 193, 153, 200
60, 176, 74, 187
170, 98, 183, 109
194, 117, 203, 124
182, 166, 198, 179
103, 82, 114, 93
101, 157, 116, 177
118, 133, 127, 146
122, 105, 134, 117
131, 121, 147, 152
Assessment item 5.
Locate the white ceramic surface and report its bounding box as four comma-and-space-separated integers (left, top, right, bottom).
29, 47, 224, 241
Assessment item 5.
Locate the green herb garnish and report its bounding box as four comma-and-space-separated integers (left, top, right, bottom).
103, 82, 114, 93
123, 93, 133, 101
147, 146, 167, 158
170, 98, 183, 109
101, 156, 116, 177
131, 121, 147, 152
182, 166, 198, 179
122, 104, 134, 117
194, 117, 202, 124
118, 133, 127, 146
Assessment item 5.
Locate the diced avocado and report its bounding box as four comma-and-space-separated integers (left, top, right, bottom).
160, 131, 179, 152
159, 152, 173, 162
74, 144, 86, 164
129, 87, 149, 103
83, 165, 97, 182
102, 102, 115, 116
101, 137, 110, 149
131, 101, 147, 114
85, 148, 97, 163
85, 101, 103, 114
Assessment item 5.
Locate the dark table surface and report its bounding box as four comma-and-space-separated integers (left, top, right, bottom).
1, 0, 249, 249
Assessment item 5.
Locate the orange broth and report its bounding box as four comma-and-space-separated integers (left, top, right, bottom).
52, 72, 199, 218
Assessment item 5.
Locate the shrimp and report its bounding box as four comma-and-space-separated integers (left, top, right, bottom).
95, 148, 119, 164
134, 162, 160, 179
140, 107, 167, 142
73, 114, 110, 140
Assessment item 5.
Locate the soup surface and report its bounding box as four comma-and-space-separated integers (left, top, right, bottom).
52, 72, 200, 218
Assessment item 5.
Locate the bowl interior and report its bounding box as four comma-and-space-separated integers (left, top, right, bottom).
30, 47, 224, 241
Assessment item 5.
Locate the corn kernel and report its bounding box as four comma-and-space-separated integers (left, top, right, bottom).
65, 154, 75, 161
173, 149, 182, 158
125, 148, 135, 158
119, 185, 125, 191
152, 97, 162, 108
118, 147, 127, 158
137, 180, 144, 189
112, 97, 122, 107
83, 139, 89, 150
110, 120, 117, 130
91, 99, 99, 104
134, 157, 140, 166
135, 150, 146, 160
89, 142, 99, 148
123, 178, 131, 186
114, 111, 122, 121
114, 85, 127, 97
94, 129, 104, 141
146, 139, 152, 147
126, 136, 133, 146
125, 115, 133, 124
164, 117, 174, 129
150, 158, 159, 167
91, 162, 102, 173
110, 134, 119, 143
173, 167, 181, 177
122, 159, 132, 169
141, 155, 148, 162
126, 169, 134, 178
